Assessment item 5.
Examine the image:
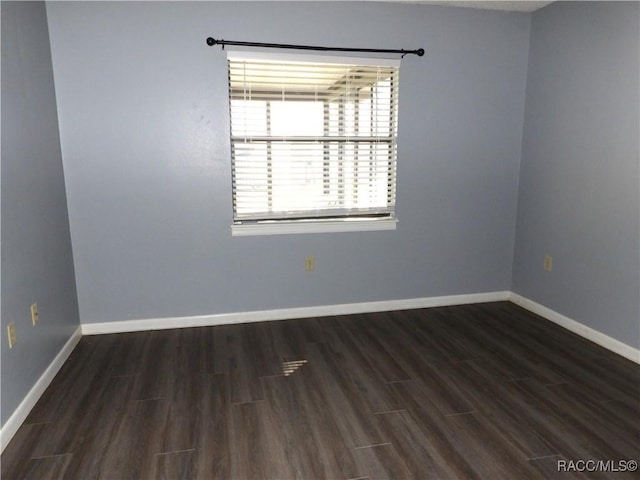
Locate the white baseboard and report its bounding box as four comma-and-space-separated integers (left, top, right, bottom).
0, 326, 83, 453
509, 293, 640, 365
81, 291, 511, 335
81, 291, 640, 364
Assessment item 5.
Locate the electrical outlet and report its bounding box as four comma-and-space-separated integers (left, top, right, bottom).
305, 256, 315, 271
543, 255, 553, 272
7, 322, 17, 348
31, 303, 39, 326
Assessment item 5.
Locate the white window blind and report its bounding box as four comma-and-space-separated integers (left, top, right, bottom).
227, 52, 400, 224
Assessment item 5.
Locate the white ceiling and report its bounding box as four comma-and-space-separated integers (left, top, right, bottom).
382, 1, 555, 12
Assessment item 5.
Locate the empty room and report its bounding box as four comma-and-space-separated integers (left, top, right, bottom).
1, 0, 638, 478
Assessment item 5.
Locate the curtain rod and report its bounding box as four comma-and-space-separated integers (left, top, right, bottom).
206, 37, 424, 57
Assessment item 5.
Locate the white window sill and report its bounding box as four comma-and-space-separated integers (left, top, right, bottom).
231, 218, 398, 236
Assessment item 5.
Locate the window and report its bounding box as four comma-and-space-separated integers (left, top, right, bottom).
227, 51, 400, 235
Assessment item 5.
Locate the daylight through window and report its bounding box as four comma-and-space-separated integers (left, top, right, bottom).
228, 52, 400, 228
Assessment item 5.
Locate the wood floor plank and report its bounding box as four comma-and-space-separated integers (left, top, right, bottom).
250, 322, 288, 377
546, 382, 640, 450
444, 306, 563, 384
197, 374, 231, 479
133, 330, 175, 400
323, 326, 401, 414
515, 378, 639, 460
499, 305, 639, 402
261, 374, 334, 478
95, 397, 168, 479
0, 423, 51, 478
29, 369, 134, 459
511, 378, 634, 466
287, 364, 361, 479
384, 382, 485, 480
373, 409, 471, 479
352, 443, 412, 480
152, 450, 197, 480
395, 308, 476, 364
594, 397, 640, 443
442, 412, 547, 480
24, 335, 115, 426
343, 318, 412, 384
305, 341, 386, 449
5, 453, 73, 480
157, 360, 202, 454
387, 367, 476, 417
228, 326, 265, 404
198, 326, 218, 375
230, 401, 296, 480
268, 319, 309, 360
104, 331, 150, 377
58, 375, 137, 479
451, 359, 559, 459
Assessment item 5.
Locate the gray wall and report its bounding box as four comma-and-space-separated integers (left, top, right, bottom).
45, 1, 530, 324
1, 1, 80, 425
513, 2, 640, 348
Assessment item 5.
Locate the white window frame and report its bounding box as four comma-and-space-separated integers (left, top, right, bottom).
227, 51, 400, 236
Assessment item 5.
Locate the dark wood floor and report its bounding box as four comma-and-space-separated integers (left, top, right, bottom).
2, 302, 638, 479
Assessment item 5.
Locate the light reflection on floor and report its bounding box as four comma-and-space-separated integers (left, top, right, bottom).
281, 359, 308, 376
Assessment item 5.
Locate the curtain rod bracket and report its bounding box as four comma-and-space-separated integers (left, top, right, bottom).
205, 37, 424, 57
